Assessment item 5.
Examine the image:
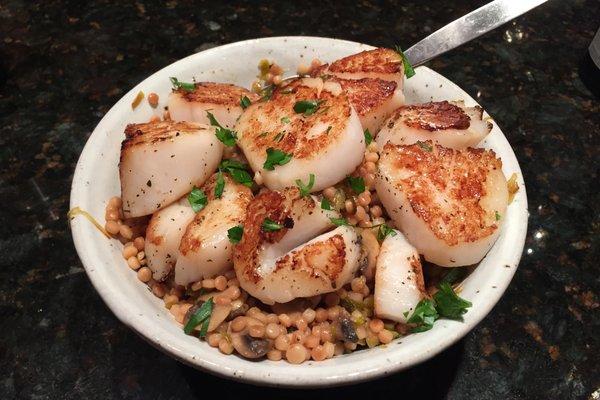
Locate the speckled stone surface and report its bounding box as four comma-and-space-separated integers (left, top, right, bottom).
1, 0, 598, 399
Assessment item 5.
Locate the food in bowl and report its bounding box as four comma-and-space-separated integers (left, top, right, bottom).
88, 47, 518, 364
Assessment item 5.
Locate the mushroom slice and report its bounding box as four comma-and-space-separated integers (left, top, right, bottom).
145, 197, 195, 281
120, 121, 222, 217
168, 82, 259, 128
376, 101, 492, 149
174, 174, 253, 286
374, 230, 427, 323
234, 187, 360, 304
235, 78, 365, 192
376, 142, 508, 267
230, 333, 273, 359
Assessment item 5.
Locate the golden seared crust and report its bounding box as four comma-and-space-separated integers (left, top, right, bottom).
179, 174, 252, 255
145, 217, 163, 246
233, 187, 310, 283
274, 234, 346, 284
236, 78, 352, 160
409, 255, 426, 294
174, 82, 259, 105
121, 120, 202, 150
387, 101, 470, 131
380, 142, 503, 245
337, 77, 397, 117
328, 48, 402, 75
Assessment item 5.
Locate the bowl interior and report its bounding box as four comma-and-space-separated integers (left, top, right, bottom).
69, 36, 528, 387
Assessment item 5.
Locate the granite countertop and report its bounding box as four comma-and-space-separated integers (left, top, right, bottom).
1, 0, 598, 399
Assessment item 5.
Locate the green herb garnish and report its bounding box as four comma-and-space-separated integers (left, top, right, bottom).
377, 224, 397, 241
295, 173, 315, 197
262, 218, 283, 232
227, 225, 244, 244
495, 211, 501, 221
330, 217, 349, 226
263, 147, 293, 170
281, 116, 290, 124
439, 268, 466, 286
321, 197, 332, 210
293, 99, 324, 116
406, 299, 438, 333
416, 141, 433, 152
240, 95, 251, 109
170, 77, 196, 91
433, 282, 472, 320
188, 187, 208, 212
214, 170, 225, 198
206, 111, 237, 146
347, 175, 366, 194
183, 297, 214, 337
394, 46, 416, 79
219, 159, 253, 187
364, 129, 373, 145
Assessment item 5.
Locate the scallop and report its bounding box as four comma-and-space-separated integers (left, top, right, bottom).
313, 48, 405, 134
376, 141, 508, 266
119, 121, 222, 217
174, 174, 253, 286
374, 230, 427, 323
168, 82, 259, 128
235, 77, 365, 192
233, 187, 360, 304
376, 101, 492, 149
144, 197, 195, 281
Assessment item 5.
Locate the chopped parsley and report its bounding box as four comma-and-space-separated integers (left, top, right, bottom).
240, 95, 252, 109
214, 170, 225, 198
281, 116, 290, 124
219, 159, 253, 187
263, 147, 292, 170
439, 268, 467, 286
321, 197, 332, 210
188, 187, 208, 212
262, 218, 283, 232
295, 173, 315, 197
347, 175, 366, 194
169, 77, 196, 91
495, 211, 501, 221
416, 141, 433, 152
406, 282, 472, 333
377, 224, 397, 241
206, 111, 237, 146
183, 297, 214, 337
293, 99, 324, 116
227, 225, 244, 244
330, 217, 349, 226
394, 46, 416, 79
364, 129, 373, 145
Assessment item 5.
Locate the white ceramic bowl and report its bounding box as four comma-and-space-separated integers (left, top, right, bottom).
69, 36, 528, 387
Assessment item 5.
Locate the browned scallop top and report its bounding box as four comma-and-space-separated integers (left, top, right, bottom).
233, 187, 314, 283
236, 78, 352, 160
390, 101, 471, 131
121, 120, 203, 150
379, 142, 503, 245
179, 173, 253, 255
273, 233, 346, 283
337, 77, 398, 116
328, 48, 402, 75
174, 82, 259, 105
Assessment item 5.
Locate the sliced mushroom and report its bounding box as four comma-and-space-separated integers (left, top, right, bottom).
230, 333, 273, 359
206, 303, 232, 332
338, 313, 359, 343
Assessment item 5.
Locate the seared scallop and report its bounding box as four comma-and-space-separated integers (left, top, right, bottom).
168, 82, 259, 128
376, 101, 492, 149
120, 121, 222, 217
233, 187, 360, 304
374, 230, 427, 323
145, 197, 195, 281
235, 77, 365, 192
313, 48, 405, 134
174, 173, 253, 286
376, 142, 508, 266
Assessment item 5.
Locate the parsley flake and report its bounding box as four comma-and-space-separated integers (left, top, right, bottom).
183, 298, 214, 337
227, 225, 244, 244
347, 176, 366, 194
364, 129, 373, 145
434, 282, 472, 320
495, 211, 501, 221
330, 217, 349, 226
219, 159, 253, 187
293, 99, 324, 116
416, 141, 433, 152
188, 187, 207, 212
262, 218, 283, 232
206, 111, 237, 146
263, 147, 292, 170
170, 77, 196, 91
214, 170, 225, 198
281, 116, 290, 124
394, 46, 416, 79
377, 224, 397, 241
240, 95, 251, 109
295, 173, 315, 197
321, 197, 332, 210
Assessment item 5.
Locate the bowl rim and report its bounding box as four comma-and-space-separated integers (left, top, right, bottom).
69, 36, 528, 387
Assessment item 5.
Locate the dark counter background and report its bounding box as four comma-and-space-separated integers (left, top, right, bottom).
1, 1, 598, 399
